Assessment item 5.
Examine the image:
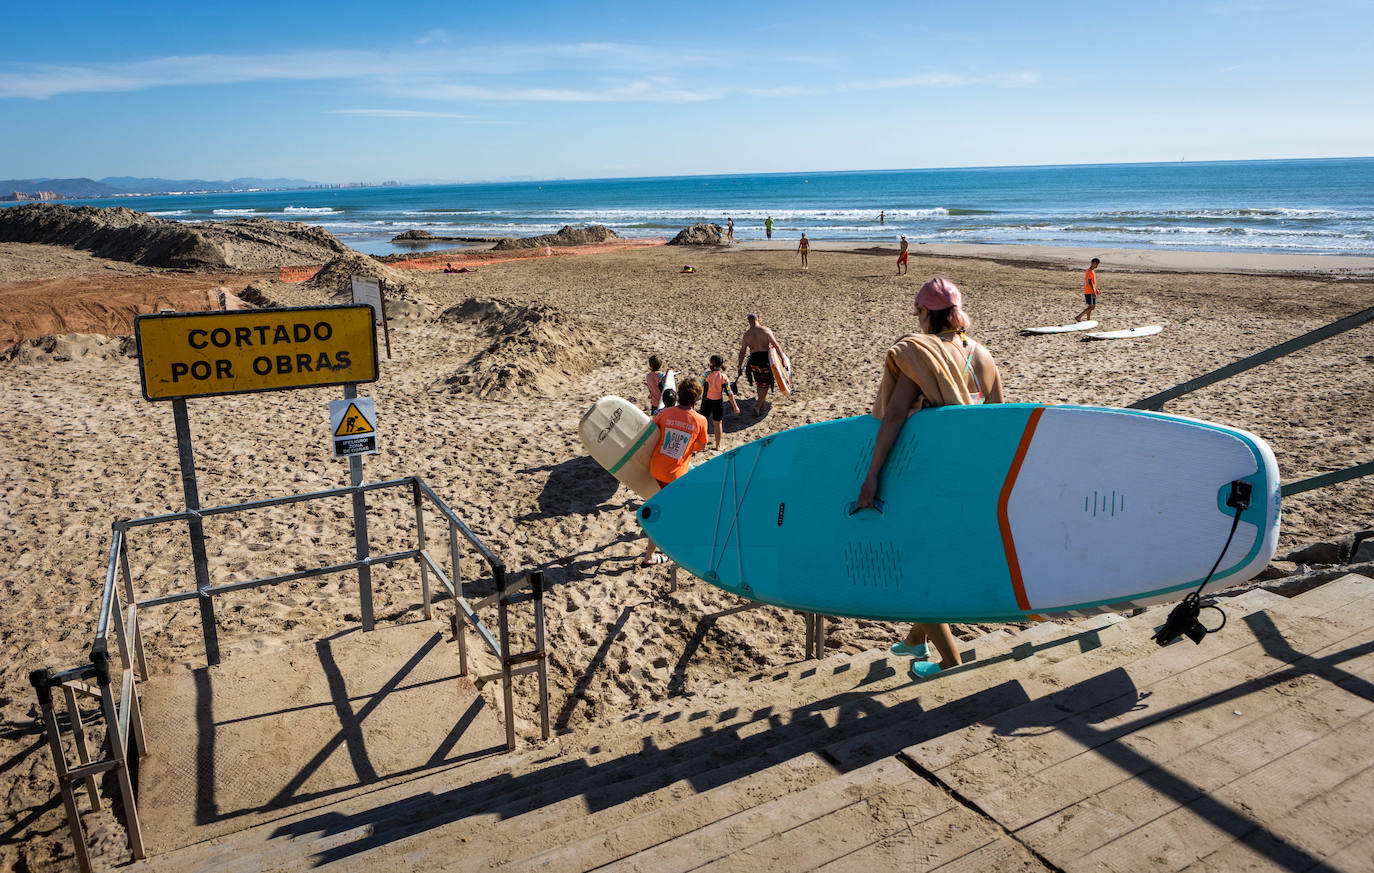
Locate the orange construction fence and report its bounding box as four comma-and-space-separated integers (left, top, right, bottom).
279, 238, 666, 283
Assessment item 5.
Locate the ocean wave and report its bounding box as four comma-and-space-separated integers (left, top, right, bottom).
212, 208, 256, 216
149, 209, 190, 216
281, 206, 339, 215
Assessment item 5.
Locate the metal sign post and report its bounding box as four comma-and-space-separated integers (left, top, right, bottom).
344, 384, 375, 630
172, 398, 220, 663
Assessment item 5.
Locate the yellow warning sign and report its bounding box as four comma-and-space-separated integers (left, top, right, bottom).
334, 402, 375, 436
135, 305, 379, 401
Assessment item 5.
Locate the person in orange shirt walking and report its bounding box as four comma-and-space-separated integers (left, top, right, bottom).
1076, 257, 1101, 323
700, 354, 739, 450
642, 377, 709, 565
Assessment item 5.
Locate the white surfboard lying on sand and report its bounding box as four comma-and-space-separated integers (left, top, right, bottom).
578, 396, 660, 499
1021, 320, 1098, 335
1083, 325, 1163, 341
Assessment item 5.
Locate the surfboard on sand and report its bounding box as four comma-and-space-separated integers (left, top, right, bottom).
769, 347, 792, 397
578, 396, 660, 499
637, 404, 1279, 623
1083, 325, 1163, 341
1021, 320, 1098, 335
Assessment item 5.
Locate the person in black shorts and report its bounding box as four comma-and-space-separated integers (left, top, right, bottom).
735, 313, 786, 415
699, 354, 738, 449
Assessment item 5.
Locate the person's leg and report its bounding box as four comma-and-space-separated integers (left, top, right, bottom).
915, 622, 962, 667
713, 417, 723, 449
756, 382, 770, 413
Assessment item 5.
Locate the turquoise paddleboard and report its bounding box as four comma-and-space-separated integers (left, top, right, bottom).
637, 404, 1280, 623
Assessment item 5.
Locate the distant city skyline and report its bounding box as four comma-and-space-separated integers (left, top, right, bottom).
3, 0, 1371, 183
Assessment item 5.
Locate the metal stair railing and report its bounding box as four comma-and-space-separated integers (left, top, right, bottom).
1129, 304, 1374, 498
30, 475, 548, 870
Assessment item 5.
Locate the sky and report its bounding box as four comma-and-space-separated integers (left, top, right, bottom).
2, 0, 1371, 184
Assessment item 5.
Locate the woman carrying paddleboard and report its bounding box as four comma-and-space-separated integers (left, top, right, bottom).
855, 276, 1005, 678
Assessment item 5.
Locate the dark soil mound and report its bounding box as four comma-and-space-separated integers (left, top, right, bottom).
0, 203, 349, 270
667, 223, 725, 246
492, 225, 620, 251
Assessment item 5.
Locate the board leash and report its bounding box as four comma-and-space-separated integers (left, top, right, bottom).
1151, 480, 1252, 646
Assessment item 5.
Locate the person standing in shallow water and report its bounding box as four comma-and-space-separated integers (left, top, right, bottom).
764, 215, 774, 239
855, 277, 1004, 679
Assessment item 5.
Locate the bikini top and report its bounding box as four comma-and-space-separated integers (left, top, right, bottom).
942, 332, 986, 404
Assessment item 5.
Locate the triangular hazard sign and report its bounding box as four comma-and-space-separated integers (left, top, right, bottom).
334, 402, 375, 436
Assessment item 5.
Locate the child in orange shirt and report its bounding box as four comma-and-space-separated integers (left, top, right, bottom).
699, 354, 739, 450
642, 376, 708, 565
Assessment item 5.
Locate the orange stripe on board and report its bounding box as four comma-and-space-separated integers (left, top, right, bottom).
998, 406, 1046, 613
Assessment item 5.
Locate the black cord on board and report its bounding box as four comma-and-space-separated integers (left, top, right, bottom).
1151, 480, 1252, 647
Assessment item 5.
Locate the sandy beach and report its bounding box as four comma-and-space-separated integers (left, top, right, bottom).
2, 235, 1372, 870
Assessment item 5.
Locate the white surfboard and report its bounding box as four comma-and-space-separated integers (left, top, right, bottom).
655, 370, 678, 411
1083, 325, 1163, 341
578, 396, 660, 499
1021, 320, 1098, 335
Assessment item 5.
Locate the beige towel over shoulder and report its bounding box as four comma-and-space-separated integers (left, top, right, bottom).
870, 333, 973, 418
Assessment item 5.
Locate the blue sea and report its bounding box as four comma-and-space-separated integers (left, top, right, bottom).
40, 157, 1374, 258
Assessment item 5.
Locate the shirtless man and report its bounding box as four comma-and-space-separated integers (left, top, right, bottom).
736, 313, 786, 414
896, 235, 909, 275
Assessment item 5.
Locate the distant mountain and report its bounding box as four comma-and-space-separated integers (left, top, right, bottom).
0, 178, 123, 198
99, 176, 320, 193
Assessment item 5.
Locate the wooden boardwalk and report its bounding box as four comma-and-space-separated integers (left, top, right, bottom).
121, 573, 1374, 873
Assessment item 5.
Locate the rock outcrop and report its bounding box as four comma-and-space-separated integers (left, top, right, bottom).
0, 203, 350, 270
667, 223, 725, 246
492, 225, 619, 251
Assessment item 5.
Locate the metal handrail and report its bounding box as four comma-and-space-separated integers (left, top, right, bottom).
1130, 304, 1374, 412
32, 473, 549, 871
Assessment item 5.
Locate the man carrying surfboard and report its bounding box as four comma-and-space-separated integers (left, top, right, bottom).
856, 277, 1005, 678
1076, 257, 1101, 323
736, 313, 787, 416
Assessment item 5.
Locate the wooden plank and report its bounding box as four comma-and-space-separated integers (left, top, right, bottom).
907, 592, 1310, 774
1321, 829, 1374, 873
803, 807, 999, 873
691, 783, 976, 873
923, 837, 1053, 873
982, 631, 1374, 832
1013, 649, 1374, 861
1075, 708, 1374, 873
924, 602, 1374, 798
598, 759, 943, 873
1183, 762, 1374, 872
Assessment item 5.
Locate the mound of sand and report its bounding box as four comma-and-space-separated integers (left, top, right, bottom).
304, 253, 408, 301
1, 332, 136, 365
0, 203, 349, 270
438, 298, 609, 398
492, 225, 620, 251
667, 223, 725, 246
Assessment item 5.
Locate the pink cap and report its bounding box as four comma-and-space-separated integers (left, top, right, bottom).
916, 277, 971, 331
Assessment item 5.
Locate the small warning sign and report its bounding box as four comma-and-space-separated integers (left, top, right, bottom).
329, 396, 378, 457
334, 402, 375, 436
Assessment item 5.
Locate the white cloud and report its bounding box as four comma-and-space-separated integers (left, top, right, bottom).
0, 42, 724, 100
329, 109, 472, 118
746, 70, 1040, 98
416, 30, 451, 45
